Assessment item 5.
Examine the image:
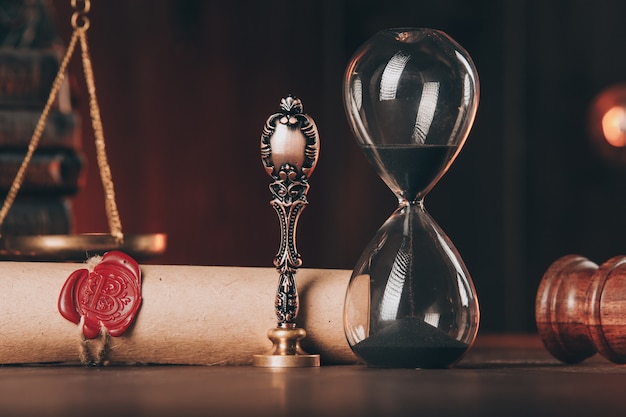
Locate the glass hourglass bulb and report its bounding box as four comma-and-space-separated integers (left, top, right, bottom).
342, 28, 480, 368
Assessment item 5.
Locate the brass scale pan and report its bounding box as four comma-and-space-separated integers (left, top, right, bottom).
0, 233, 167, 262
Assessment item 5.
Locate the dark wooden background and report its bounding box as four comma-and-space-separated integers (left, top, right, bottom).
47, 0, 626, 332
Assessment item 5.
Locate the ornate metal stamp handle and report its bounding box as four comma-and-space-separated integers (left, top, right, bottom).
260, 96, 319, 328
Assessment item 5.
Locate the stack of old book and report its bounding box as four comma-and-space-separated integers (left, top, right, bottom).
0, 0, 84, 236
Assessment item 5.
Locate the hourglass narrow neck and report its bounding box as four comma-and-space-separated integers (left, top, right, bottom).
398, 196, 425, 208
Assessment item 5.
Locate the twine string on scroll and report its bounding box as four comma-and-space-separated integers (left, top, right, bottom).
0, 0, 123, 243
78, 318, 110, 366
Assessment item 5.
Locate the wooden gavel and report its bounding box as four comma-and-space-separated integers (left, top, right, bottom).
536, 254, 626, 364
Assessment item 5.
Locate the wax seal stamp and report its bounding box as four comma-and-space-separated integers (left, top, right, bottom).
253, 95, 321, 367
58, 251, 142, 340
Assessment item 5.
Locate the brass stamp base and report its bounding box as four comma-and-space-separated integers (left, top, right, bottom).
253, 327, 320, 368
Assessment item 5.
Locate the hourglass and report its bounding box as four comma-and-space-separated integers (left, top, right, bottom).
342, 28, 480, 368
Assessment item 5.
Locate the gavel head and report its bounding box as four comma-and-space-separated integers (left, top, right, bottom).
536, 254, 626, 364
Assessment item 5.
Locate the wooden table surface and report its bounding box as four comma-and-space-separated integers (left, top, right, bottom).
1, 333, 625, 417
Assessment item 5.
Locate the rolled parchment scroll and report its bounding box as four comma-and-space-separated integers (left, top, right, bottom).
0, 262, 355, 365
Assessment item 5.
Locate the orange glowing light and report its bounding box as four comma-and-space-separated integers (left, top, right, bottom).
601, 105, 626, 147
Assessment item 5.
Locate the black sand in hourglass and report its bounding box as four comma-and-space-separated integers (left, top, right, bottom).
351, 317, 469, 368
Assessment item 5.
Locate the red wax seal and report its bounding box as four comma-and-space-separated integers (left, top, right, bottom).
58, 251, 142, 339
